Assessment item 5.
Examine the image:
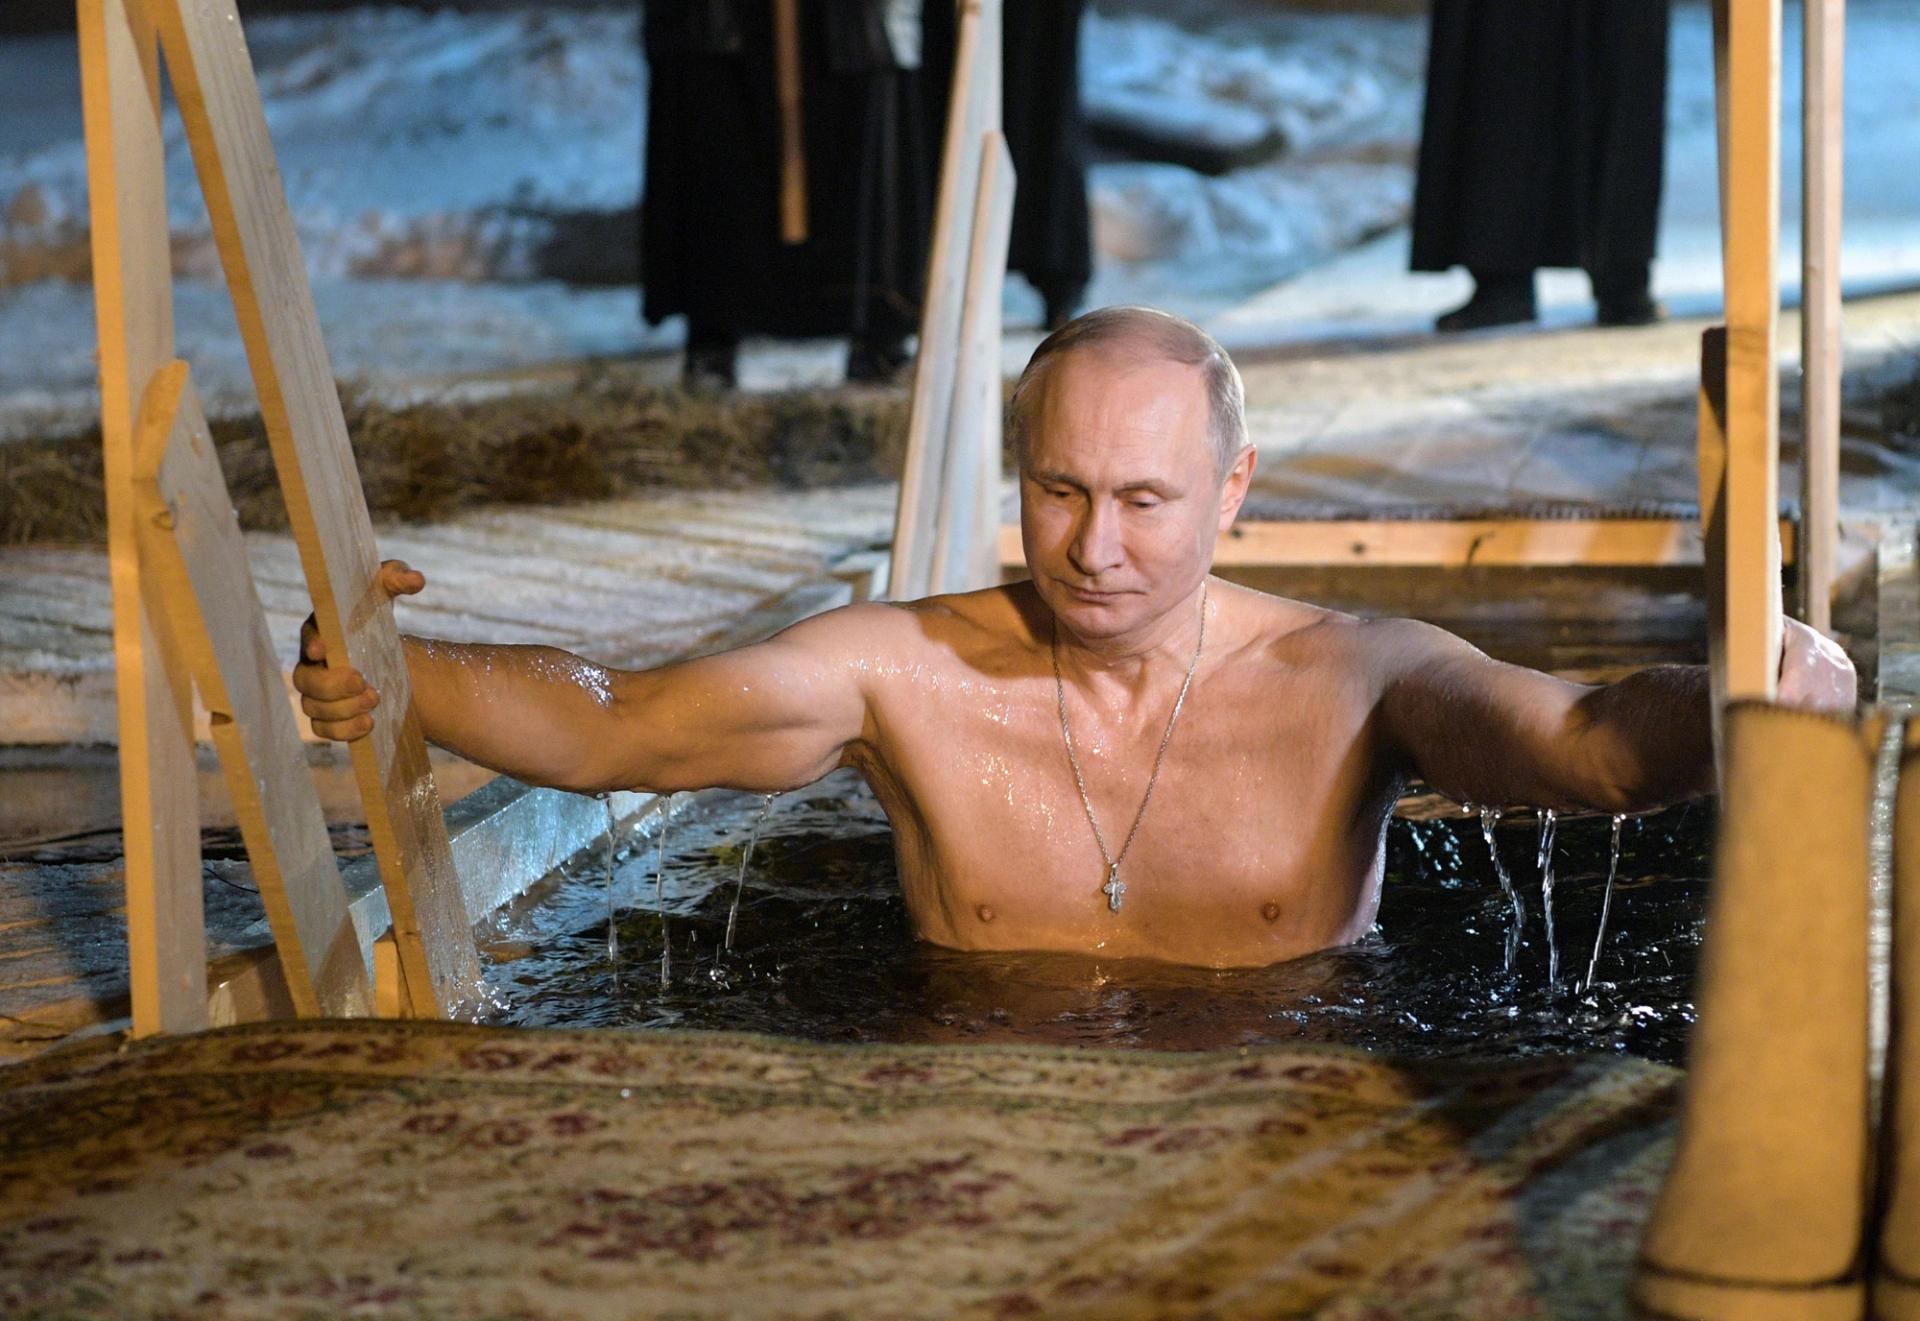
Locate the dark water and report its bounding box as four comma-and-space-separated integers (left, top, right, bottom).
481, 773, 1712, 1066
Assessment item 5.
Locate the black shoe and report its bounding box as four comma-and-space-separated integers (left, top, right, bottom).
682, 338, 737, 392
845, 334, 911, 384
1595, 289, 1665, 327
1435, 278, 1537, 333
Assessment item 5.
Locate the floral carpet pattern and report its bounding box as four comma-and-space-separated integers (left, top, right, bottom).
0, 1020, 1676, 1319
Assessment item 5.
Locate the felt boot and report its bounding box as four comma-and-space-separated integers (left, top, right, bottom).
1876, 720, 1920, 1319
1634, 703, 1879, 1321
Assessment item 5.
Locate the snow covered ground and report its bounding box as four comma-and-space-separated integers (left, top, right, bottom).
0, 2, 1427, 432
1, 0, 1918, 434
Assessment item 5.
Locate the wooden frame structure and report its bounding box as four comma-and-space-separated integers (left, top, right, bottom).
82, 0, 484, 1029
133, 360, 371, 1018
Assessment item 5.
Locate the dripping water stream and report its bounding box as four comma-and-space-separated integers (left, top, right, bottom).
1480, 806, 1524, 971
598, 795, 619, 991
1537, 809, 1560, 989
655, 792, 679, 989
724, 794, 779, 953
1581, 814, 1626, 994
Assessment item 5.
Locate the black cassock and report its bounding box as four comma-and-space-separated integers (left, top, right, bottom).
1410, 0, 1671, 284
642, 0, 936, 344
922, 0, 1094, 321
643, 0, 1093, 343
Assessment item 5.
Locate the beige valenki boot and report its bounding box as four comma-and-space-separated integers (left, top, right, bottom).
1878, 719, 1920, 1319
1633, 703, 1880, 1321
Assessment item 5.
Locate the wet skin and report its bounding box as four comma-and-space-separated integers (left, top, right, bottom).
296, 347, 1856, 969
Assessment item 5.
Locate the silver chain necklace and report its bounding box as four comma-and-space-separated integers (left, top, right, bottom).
1052, 583, 1208, 913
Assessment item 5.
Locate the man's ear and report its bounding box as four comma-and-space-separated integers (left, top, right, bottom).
1217, 445, 1256, 532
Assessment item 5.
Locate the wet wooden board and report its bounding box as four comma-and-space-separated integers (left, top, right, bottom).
132, 361, 371, 1019
78, 0, 205, 1036
150, 0, 479, 1016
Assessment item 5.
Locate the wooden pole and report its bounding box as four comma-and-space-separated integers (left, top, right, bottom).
931, 133, 1014, 595
1720, 0, 1784, 703
133, 360, 373, 1019
772, 0, 808, 245
151, 0, 482, 1017
1702, 0, 1784, 712
890, 0, 995, 601
1800, 0, 1845, 633
78, 0, 206, 1036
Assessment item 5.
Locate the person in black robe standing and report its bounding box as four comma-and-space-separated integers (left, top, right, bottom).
642, 0, 935, 387
1410, 0, 1672, 333
1000, 0, 1094, 331
921, 0, 1094, 332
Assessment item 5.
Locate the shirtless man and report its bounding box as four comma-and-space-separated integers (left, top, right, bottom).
294, 307, 1854, 969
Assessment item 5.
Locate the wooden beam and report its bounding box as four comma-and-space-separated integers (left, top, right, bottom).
930, 130, 1014, 595
79, 0, 205, 1037
151, 0, 481, 1017
1720, 0, 1784, 701
1800, 0, 1845, 632
998, 514, 1796, 572
772, 0, 807, 244
890, 0, 997, 602
133, 360, 372, 1020
1698, 327, 1733, 773
372, 931, 412, 1020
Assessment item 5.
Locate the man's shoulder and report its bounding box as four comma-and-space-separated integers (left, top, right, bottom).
792, 582, 1037, 671
1224, 587, 1465, 677
1220, 580, 1356, 655
898, 583, 1043, 658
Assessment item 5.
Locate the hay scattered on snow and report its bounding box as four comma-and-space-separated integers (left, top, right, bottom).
0, 375, 911, 546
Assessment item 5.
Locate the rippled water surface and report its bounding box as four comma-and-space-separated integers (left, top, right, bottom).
481, 773, 1712, 1065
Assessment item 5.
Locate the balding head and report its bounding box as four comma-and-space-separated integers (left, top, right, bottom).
1007, 306, 1247, 480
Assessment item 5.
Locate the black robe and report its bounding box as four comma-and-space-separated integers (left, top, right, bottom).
1410, 0, 1671, 281
641, 0, 935, 342
921, 0, 1094, 316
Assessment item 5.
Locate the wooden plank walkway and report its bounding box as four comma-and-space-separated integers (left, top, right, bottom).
0, 484, 899, 746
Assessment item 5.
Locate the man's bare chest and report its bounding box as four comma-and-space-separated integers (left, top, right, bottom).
857, 673, 1389, 964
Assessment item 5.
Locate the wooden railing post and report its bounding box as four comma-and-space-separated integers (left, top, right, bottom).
891, 0, 1011, 601
79, 0, 206, 1036
149, 0, 482, 1017
1710, 0, 1784, 710
1800, 0, 1846, 633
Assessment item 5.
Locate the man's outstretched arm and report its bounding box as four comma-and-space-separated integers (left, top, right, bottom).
295, 562, 883, 796
1370, 616, 1855, 814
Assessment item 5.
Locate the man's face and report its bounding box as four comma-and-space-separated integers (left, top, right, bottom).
1018, 348, 1253, 644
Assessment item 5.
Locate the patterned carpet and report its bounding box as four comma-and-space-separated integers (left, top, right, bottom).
0, 1020, 1676, 1319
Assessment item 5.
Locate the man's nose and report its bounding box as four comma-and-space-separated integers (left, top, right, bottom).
1069, 499, 1125, 577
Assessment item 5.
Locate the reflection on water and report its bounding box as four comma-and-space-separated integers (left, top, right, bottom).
480, 773, 1712, 1066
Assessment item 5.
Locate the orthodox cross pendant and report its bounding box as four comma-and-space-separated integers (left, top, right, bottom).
1102, 864, 1126, 913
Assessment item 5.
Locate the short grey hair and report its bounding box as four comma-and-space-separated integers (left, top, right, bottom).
1006, 305, 1247, 478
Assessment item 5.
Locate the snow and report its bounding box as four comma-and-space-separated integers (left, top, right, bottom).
2, 0, 1919, 430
